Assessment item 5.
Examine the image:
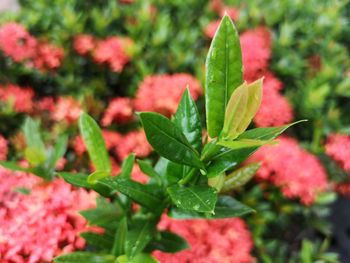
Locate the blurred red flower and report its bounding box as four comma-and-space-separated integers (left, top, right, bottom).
102, 97, 134, 126
73, 34, 95, 55
0, 84, 34, 113
325, 133, 350, 174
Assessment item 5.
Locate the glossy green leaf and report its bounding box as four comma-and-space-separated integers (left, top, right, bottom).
167, 185, 217, 213
79, 113, 111, 173
147, 231, 189, 253
218, 138, 277, 150
137, 159, 162, 185
87, 171, 110, 184
80, 232, 113, 251
22, 117, 46, 156
139, 112, 203, 169
112, 217, 127, 256
221, 82, 248, 139
154, 157, 185, 185
125, 221, 154, 258
169, 195, 253, 219
120, 154, 135, 178
205, 14, 243, 138
54, 252, 116, 263
174, 88, 202, 152
98, 177, 163, 213
221, 163, 261, 193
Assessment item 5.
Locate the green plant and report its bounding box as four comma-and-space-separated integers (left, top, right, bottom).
54, 15, 301, 262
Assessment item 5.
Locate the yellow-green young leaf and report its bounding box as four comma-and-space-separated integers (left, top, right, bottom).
221, 82, 248, 139
54, 252, 116, 263
221, 163, 261, 193
218, 139, 278, 150
208, 173, 225, 192
236, 78, 263, 134
205, 14, 243, 138
87, 171, 110, 184
24, 147, 47, 166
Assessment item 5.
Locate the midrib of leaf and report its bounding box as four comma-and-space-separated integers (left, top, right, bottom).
187, 187, 213, 212
224, 19, 229, 107
148, 118, 197, 154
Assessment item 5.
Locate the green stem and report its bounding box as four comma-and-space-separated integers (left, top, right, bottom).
178, 168, 198, 185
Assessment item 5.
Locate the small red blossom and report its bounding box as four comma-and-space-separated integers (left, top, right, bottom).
325, 133, 350, 174
0, 168, 96, 263
93, 37, 132, 72
134, 73, 202, 116
248, 136, 328, 205
204, 20, 221, 39
114, 130, 152, 160
0, 22, 37, 62
0, 135, 8, 160
102, 97, 134, 126
102, 130, 122, 151
33, 42, 64, 71
0, 84, 34, 113
154, 215, 253, 263
73, 34, 95, 55
36, 96, 55, 112
52, 97, 82, 123
335, 182, 350, 196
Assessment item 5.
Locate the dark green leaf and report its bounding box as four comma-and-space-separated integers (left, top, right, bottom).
79, 113, 111, 173
80, 232, 113, 251
125, 221, 154, 258
167, 185, 217, 213
54, 252, 116, 263
147, 231, 189, 253
205, 15, 243, 138
174, 88, 202, 152
112, 217, 128, 257
139, 112, 203, 169
98, 177, 164, 213
154, 157, 185, 185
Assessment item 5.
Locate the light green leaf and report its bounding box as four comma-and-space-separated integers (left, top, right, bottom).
120, 154, 135, 178
87, 171, 110, 184
218, 138, 277, 150
54, 252, 116, 263
137, 159, 162, 185
205, 14, 243, 138
79, 113, 111, 173
167, 185, 217, 213
112, 217, 127, 257
22, 117, 46, 156
46, 134, 68, 170
0, 161, 30, 172
221, 163, 261, 192
116, 254, 157, 263
139, 112, 203, 169
174, 88, 202, 152
24, 147, 47, 166
208, 173, 225, 191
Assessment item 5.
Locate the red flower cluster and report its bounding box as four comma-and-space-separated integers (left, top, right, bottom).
102, 97, 134, 126
0, 168, 96, 263
325, 133, 350, 174
74, 34, 133, 72
248, 136, 328, 205
134, 74, 202, 116
0, 135, 8, 160
0, 22, 64, 71
52, 97, 82, 123
0, 84, 34, 113
154, 215, 253, 263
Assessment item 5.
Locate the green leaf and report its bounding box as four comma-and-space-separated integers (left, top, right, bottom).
174, 88, 202, 152
208, 173, 225, 191
116, 254, 157, 263
0, 161, 30, 172
22, 117, 46, 156
137, 159, 162, 185
167, 185, 217, 213
98, 177, 164, 213
24, 147, 46, 166
218, 139, 277, 150
139, 112, 203, 169
13, 187, 31, 195
125, 220, 154, 258
205, 14, 243, 138
112, 217, 128, 257
120, 154, 135, 178
169, 196, 253, 219
155, 157, 186, 185
87, 171, 110, 184
80, 232, 113, 251
46, 134, 68, 170
79, 113, 111, 173
54, 252, 116, 263
147, 231, 189, 253
221, 78, 263, 139
222, 163, 261, 192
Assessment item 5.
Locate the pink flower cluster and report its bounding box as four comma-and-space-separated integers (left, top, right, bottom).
102, 97, 134, 126
0, 135, 8, 160
325, 133, 350, 174
0, 22, 64, 71
134, 73, 202, 116
248, 136, 328, 205
51, 97, 82, 123
154, 215, 253, 263
0, 168, 96, 263
0, 84, 34, 113
74, 34, 133, 72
